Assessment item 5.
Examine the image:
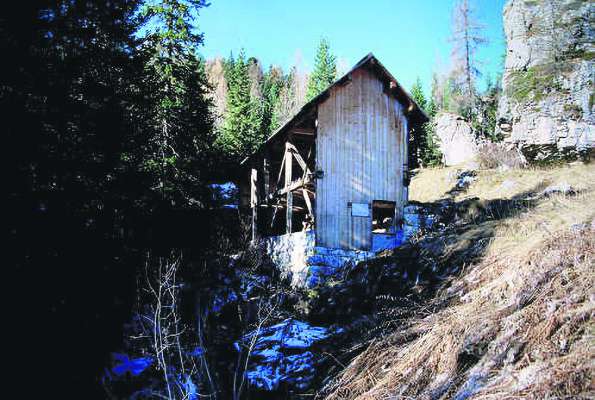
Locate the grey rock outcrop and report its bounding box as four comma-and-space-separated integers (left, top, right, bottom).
434, 112, 479, 166
497, 0, 595, 161
205, 58, 228, 127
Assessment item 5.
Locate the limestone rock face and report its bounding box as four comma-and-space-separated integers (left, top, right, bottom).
434, 112, 479, 166
205, 58, 228, 127
497, 0, 595, 161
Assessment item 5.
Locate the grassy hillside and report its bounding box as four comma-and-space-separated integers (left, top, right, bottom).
323, 163, 594, 399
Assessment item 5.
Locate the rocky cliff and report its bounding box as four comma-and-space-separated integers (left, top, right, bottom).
497, 0, 594, 161
205, 57, 228, 126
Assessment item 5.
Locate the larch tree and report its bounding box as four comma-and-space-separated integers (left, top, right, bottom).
306, 38, 337, 101
449, 0, 487, 116
275, 66, 303, 124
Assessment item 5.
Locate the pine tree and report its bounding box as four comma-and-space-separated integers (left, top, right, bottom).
306, 38, 337, 101
427, 96, 438, 119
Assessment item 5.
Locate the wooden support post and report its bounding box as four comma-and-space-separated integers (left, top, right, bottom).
285, 143, 293, 234
302, 188, 313, 219
250, 168, 258, 242
263, 155, 270, 198
285, 142, 311, 176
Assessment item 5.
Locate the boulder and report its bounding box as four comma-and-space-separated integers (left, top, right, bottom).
434, 113, 479, 166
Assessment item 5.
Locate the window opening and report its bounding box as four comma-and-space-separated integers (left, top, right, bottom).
372, 200, 396, 234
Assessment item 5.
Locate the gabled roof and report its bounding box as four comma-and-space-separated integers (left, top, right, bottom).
241, 53, 428, 165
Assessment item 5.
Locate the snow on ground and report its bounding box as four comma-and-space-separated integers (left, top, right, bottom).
111, 353, 153, 376
239, 319, 333, 391
210, 182, 238, 207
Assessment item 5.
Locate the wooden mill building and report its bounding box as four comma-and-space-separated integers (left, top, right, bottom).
241, 54, 427, 252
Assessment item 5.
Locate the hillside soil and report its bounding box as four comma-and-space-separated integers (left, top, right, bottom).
322, 163, 595, 400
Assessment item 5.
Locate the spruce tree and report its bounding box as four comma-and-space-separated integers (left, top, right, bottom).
409, 78, 442, 167
306, 38, 337, 101
261, 66, 283, 135
410, 78, 428, 166
136, 0, 214, 206
5, 1, 146, 396
410, 78, 428, 112
424, 82, 443, 166
217, 50, 263, 161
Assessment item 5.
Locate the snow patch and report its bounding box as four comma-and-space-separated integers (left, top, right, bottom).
111, 353, 153, 377
239, 319, 332, 391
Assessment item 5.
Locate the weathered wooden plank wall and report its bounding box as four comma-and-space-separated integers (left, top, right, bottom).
316, 67, 408, 250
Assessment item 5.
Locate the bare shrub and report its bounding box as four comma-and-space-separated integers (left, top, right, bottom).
476, 141, 526, 169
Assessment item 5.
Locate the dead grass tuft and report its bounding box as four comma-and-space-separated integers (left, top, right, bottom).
476, 142, 526, 170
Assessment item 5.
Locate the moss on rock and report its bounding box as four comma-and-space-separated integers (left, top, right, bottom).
507, 64, 562, 104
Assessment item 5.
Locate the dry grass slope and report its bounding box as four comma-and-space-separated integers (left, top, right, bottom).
324, 163, 595, 400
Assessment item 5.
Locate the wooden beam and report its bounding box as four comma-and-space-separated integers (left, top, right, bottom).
269, 197, 282, 228
275, 176, 312, 196
290, 128, 315, 136
250, 168, 258, 242
275, 150, 287, 190
302, 188, 313, 219
285, 142, 311, 175
292, 186, 315, 197
285, 142, 293, 234
259, 203, 305, 212
270, 143, 291, 229
263, 155, 270, 197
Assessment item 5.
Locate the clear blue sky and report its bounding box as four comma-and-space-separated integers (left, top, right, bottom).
196, 0, 507, 95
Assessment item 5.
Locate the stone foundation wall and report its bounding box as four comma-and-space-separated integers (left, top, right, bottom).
263, 230, 315, 287
263, 204, 434, 288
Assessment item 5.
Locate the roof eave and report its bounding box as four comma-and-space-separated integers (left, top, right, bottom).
240, 53, 429, 166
